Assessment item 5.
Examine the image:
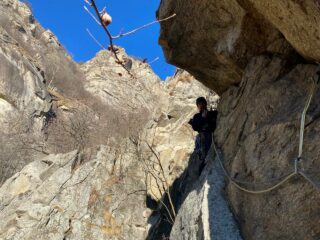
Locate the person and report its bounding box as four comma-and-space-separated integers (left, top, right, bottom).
188, 97, 218, 171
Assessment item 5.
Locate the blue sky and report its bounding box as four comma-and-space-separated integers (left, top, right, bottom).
26, 0, 175, 79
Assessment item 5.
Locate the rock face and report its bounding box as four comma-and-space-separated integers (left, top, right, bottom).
237, 0, 320, 61
2, 0, 319, 239
0, 1, 219, 239
170, 152, 243, 240
0, 0, 166, 183
81, 50, 166, 115
158, 0, 320, 239
157, 0, 320, 94
0, 141, 147, 240
0, 66, 216, 240
141, 70, 218, 197
216, 57, 320, 240
0, 0, 91, 182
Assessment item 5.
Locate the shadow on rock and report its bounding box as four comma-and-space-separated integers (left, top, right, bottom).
146, 144, 243, 240
146, 145, 207, 239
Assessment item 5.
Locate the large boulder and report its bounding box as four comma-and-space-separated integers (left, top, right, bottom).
157, 0, 293, 94
237, 0, 320, 62
157, 0, 320, 94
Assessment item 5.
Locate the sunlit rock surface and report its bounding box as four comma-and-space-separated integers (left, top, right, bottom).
0, 1, 219, 239
158, 0, 320, 239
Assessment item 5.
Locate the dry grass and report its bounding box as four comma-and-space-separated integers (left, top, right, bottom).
47, 88, 78, 110
0, 112, 39, 185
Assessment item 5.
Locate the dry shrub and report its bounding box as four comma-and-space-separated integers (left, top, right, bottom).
45, 103, 150, 153
0, 133, 31, 185
45, 107, 98, 153
0, 98, 151, 185
0, 111, 46, 185
42, 53, 91, 100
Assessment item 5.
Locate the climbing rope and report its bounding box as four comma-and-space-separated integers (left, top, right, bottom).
213, 76, 320, 194
298, 77, 318, 158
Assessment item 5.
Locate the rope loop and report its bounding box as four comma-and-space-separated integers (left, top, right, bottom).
212, 69, 320, 194
294, 158, 299, 174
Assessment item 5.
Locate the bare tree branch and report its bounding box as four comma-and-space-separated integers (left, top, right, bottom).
112, 13, 177, 39
148, 57, 160, 65
146, 143, 177, 218
84, 6, 101, 26
86, 1, 117, 57
85, 0, 176, 78
148, 175, 174, 224
87, 0, 134, 76
86, 28, 106, 50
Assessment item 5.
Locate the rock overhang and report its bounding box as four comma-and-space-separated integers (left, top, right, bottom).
157, 0, 320, 94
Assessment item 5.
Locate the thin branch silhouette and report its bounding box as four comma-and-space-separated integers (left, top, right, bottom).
86, 28, 106, 50
112, 13, 176, 39
86, 0, 120, 59
85, 0, 176, 78
86, 0, 132, 76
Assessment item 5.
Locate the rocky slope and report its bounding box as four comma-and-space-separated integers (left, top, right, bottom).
0, 1, 219, 239
2, 0, 319, 239
0, 0, 166, 182
170, 153, 243, 240
0, 0, 92, 182
0, 142, 148, 240
0, 68, 217, 240
158, 0, 320, 239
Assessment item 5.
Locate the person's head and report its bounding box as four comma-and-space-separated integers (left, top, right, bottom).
196, 97, 207, 112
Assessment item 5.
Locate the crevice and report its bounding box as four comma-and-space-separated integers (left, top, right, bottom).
146, 144, 210, 239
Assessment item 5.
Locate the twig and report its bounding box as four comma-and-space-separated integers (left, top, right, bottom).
112, 13, 177, 39
148, 57, 160, 65
84, 6, 101, 26
86, 28, 106, 50
148, 175, 175, 224
87, 0, 133, 76
86, 1, 176, 78
47, 65, 58, 89
86, 1, 118, 58
146, 143, 176, 218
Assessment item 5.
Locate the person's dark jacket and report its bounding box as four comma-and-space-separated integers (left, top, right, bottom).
189, 110, 218, 133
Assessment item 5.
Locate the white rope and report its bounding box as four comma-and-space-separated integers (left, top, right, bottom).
213, 76, 319, 194
296, 77, 319, 191
212, 142, 297, 194
298, 77, 317, 158
299, 171, 320, 191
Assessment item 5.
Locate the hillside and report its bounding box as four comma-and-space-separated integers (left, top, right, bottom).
0, 0, 319, 239
0, 0, 218, 239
